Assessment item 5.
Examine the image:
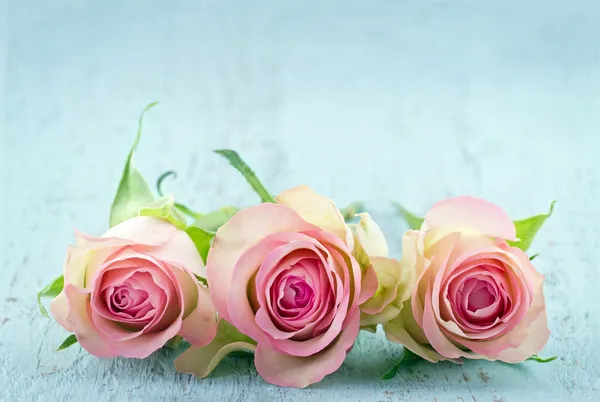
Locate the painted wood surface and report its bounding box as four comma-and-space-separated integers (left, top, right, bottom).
1, 1, 599, 401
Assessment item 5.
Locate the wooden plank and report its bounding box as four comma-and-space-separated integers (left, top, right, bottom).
1, 1, 599, 400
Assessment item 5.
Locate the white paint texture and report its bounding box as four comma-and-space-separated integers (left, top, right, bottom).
1, 1, 599, 401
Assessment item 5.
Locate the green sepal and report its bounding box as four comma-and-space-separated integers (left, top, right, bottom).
526, 354, 557, 363
37, 275, 64, 317
193, 273, 208, 287
392, 202, 424, 230
214, 149, 275, 203
164, 335, 184, 349
529, 253, 539, 261
508, 201, 556, 252
186, 227, 214, 266
186, 207, 239, 264
109, 102, 158, 227
57, 334, 78, 351
194, 207, 238, 233
381, 348, 421, 380
139, 195, 188, 230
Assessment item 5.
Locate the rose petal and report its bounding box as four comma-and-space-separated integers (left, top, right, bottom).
497, 310, 550, 363
49, 291, 71, 332
422, 284, 470, 359
101, 216, 178, 246
384, 301, 446, 363
360, 257, 402, 316
63, 285, 115, 357
276, 185, 353, 247
354, 213, 388, 257
413, 232, 460, 328
141, 228, 207, 278
253, 311, 360, 388
175, 319, 256, 378
178, 284, 218, 347
424, 196, 516, 241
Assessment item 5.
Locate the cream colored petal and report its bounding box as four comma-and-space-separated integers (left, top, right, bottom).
355, 213, 388, 258
276, 185, 351, 246
175, 319, 256, 378
101, 216, 178, 246
360, 257, 402, 316
49, 291, 71, 332
383, 309, 445, 363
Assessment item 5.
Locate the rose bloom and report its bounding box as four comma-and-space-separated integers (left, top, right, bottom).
50, 216, 218, 358
177, 186, 379, 388
384, 197, 550, 363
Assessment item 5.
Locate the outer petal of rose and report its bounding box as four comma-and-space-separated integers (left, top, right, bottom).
424, 196, 516, 241
360, 257, 402, 315
384, 312, 445, 363
497, 309, 550, 363
275, 185, 352, 246
49, 291, 71, 331
358, 263, 378, 305
355, 213, 388, 258
62, 245, 94, 288
101, 216, 178, 246
413, 232, 460, 328
422, 286, 466, 359
254, 311, 360, 388
178, 285, 218, 347
168, 264, 201, 319
175, 319, 256, 378
144, 228, 207, 278
63, 285, 115, 357
176, 341, 256, 378
207, 204, 318, 321
68, 239, 131, 290
113, 321, 183, 358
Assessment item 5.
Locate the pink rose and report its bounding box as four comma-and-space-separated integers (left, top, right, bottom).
384, 197, 550, 363
177, 186, 378, 388
50, 216, 218, 358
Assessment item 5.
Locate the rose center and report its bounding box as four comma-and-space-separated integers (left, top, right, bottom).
466, 280, 496, 312
106, 283, 152, 319
280, 277, 314, 309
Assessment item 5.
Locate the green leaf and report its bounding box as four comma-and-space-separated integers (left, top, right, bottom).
139, 195, 188, 230
37, 275, 64, 317
508, 201, 556, 252
57, 334, 78, 351
194, 207, 238, 233
109, 102, 158, 227
194, 273, 208, 287
392, 202, 425, 230
185, 207, 239, 264
529, 253, 539, 261
381, 348, 421, 380
214, 150, 275, 203
526, 354, 557, 363
156, 170, 202, 220
164, 335, 184, 349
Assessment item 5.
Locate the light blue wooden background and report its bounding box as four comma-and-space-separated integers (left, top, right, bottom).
1, 1, 599, 401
